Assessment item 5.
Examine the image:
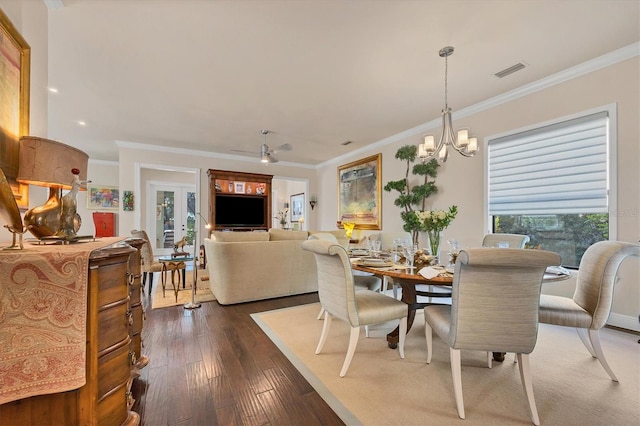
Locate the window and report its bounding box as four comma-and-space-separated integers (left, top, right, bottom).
487, 107, 615, 267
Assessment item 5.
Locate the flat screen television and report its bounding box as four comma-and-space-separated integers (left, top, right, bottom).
215, 194, 267, 229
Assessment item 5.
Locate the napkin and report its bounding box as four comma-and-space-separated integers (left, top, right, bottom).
418, 266, 441, 279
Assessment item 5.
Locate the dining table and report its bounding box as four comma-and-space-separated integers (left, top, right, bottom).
351, 255, 573, 361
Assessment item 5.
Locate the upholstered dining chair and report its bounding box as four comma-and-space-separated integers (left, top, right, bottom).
308, 233, 382, 331
539, 240, 640, 382
302, 239, 408, 377
482, 233, 530, 248
424, 248, 561, 425
130, 229, 186, 296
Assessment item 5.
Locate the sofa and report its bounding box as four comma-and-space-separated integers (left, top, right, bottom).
204, 228, 348, 305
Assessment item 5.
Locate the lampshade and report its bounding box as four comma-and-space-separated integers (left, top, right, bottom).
17, 136, 89, 190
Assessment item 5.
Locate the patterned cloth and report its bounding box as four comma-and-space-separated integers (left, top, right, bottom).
0, 237, 123, 404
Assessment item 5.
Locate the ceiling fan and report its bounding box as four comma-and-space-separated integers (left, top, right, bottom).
230, 129, 293, 163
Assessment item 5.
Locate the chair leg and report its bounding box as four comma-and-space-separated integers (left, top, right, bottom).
392, 283, 398, 299
398, 316, 407, 359
315, 312, 332, 355
587, 329, 619, 381
147, 273, 154, 297
576, 327, 597, 357
425, 321, 433, 364
450, 348, 465, 420
365, 325, 370, 338
317, 306, 325, 320
516, 353, 540, 426
340, 326, 360, 377
487, 352, 493, 369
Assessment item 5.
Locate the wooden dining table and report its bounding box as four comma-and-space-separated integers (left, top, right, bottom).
352, 260, 573, 361
351, 262, 453, 349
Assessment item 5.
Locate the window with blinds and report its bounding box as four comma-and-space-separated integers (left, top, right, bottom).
487, 108, 614, 267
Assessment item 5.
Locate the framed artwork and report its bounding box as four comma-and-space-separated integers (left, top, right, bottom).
337, 153, 382, 230
234, 181, 245, 193
123, 190, 134, 211
0, 10, 31, 207
290, 193, 304, 222
87, 185, 120, 210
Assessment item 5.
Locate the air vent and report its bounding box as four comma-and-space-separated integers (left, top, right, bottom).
341, 140, 353, 146
494, 62, 527, 79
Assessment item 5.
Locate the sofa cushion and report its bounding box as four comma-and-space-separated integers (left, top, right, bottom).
269, 228, 309, 241
211, 231, 270, 242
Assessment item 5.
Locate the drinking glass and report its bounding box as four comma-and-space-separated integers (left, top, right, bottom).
447, 238, 460, 269
404, 242, 418, 270
371, 240, 381, 258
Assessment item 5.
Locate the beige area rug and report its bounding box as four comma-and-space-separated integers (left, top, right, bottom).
151, 269, 215, 309
252, 302, 640, 426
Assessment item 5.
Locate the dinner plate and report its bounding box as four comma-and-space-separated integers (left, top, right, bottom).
349, 249, 369, 256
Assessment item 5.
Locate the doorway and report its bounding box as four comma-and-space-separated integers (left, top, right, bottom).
148, 183, 196, 257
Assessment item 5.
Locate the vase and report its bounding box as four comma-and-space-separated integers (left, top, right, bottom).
427, 230, 442, 265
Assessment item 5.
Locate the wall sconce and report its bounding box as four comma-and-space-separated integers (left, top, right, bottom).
309, 195, 317, 210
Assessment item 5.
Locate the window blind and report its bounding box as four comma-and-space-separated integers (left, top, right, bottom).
488, 111, 608, 215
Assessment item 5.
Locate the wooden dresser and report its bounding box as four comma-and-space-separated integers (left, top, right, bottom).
0, 240, 142, 425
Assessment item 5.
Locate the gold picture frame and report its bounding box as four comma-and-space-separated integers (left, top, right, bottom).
337, 153, 382, 230
0, 9, 30, 209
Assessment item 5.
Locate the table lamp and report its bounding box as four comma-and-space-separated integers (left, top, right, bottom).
17, 136, 89, 240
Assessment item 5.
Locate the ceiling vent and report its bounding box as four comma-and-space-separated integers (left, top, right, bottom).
494, 62, 527, 79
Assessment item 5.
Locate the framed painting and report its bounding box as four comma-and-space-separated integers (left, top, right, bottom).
337, 153, 382, 230
0, 10, 31, 208
234, 181, 245, 194
290, 193, 304, 222
87, 185, 120, 210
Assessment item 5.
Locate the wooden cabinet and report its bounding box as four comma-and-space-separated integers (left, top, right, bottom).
0, 242, 141, 426
207, 169, 273, 231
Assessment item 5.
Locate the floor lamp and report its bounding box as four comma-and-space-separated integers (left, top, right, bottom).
184, 213, 211, 310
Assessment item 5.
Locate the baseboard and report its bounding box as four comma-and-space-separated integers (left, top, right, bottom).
607, 312, 640, 332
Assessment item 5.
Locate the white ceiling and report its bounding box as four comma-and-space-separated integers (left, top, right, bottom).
44, 0, 640, 165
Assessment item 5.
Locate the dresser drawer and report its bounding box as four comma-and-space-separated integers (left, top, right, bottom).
98, 299, 129, 353
96, 262, 130, 307
98, 338, 132, 403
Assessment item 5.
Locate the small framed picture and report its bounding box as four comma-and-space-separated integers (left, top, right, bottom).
235, 181, 246, 193
290, 193, 304, 222
87, 185, 120, 210
123, 191, 134, 211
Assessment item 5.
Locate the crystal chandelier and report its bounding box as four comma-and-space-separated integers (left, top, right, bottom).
418, 46, 478, 162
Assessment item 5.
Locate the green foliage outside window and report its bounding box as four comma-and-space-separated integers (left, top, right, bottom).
494, 213, 609, 267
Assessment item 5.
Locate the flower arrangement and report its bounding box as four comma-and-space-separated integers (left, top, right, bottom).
276, 208, 289, 228
414, 205, 458, 260
342, 221, 355, 239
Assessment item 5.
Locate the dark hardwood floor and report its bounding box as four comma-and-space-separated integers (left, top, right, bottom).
131, 289, 344, 426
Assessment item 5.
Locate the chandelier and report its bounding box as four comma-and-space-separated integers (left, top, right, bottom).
418, 46, 478, 162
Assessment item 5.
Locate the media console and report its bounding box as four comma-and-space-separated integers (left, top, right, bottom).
207, 169, 273, 231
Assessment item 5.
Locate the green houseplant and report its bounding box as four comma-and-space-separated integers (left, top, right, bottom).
383, 145, 440, 245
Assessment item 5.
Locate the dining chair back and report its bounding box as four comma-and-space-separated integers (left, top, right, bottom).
424, 247, 561, 425
539, 240, 640, 381
302, 238, 408, 377
131, 229, 186, 296
482, 233, 530, 248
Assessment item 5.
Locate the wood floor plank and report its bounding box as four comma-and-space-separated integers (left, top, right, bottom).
134, 293, 345, 426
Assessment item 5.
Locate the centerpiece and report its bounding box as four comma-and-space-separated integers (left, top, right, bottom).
276, 208, 289, 229
415, 205, 458, 264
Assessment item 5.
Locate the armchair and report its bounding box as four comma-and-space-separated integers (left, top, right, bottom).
131, 229, 186, 296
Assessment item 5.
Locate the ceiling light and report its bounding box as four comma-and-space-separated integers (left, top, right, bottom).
77, 121, 86, 126
418, 46, 478, 162
48, 87, 59, 93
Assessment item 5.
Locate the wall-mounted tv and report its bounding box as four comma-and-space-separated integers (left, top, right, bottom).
215, 194, 267, 229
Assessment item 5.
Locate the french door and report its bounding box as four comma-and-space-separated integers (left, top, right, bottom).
148, 184, 196, 257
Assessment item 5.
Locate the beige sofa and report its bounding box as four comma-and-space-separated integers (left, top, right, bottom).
204, 228, 348, 305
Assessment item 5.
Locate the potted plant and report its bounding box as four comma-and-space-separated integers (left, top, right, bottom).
383, 145, 440, 245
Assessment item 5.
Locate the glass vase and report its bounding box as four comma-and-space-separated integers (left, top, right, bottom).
427, 230, 442, 265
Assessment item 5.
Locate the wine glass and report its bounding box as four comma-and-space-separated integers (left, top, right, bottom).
371, 240, 381, 258
403, 242, 418, 270
447, 238, 460, 269
392, 238, 404, 263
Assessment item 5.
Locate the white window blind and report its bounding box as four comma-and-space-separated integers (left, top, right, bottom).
488, 111, 608, 215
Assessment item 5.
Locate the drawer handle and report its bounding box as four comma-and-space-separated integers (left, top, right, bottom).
127, 273, 135, 286
130, 351, 137, 366
126, 391, 134, 408
126, 311, 134, 326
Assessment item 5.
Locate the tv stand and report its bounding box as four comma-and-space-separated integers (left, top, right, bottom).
207, 169, 273, 231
